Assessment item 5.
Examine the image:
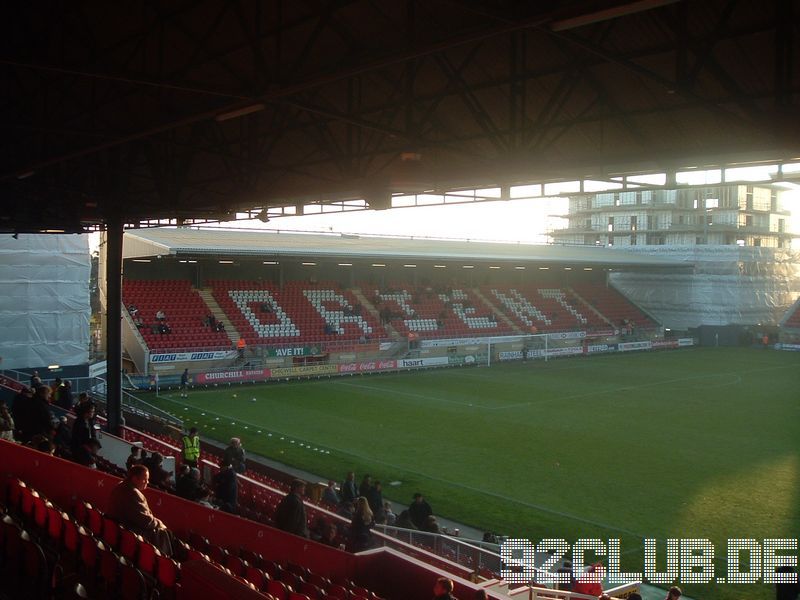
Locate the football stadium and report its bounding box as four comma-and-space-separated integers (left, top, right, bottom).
1, 3, 799, 600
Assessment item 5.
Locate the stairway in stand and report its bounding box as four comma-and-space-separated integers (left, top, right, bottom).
196, 288, 240, 346
471, 288, 524, 334
350, 287, 401, 340
567, 287, 615, 329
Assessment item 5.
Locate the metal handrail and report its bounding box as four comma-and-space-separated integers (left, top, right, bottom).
374, 523, 504, 575
90, 380, 184, 428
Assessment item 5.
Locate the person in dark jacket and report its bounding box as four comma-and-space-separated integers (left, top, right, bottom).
57, 380, 74, 410
358, 474, 372, 498
213, 462, 238, 514
126, 446, 142, 470
144, 452, 173, 489
396, 509, 418, 530
408, 492, 433, 529
222, 437, 246, 474
53, 416, 72, 457
17, 385, 53, 444
74, 438, 102, 468
176, 466, 206, 502
322, 480, 340, 505
274, 479, 308, 538
348, 496, 374, 552
71, 404, 96, 455
341, 471, 357, 504
367, 480, 385, 523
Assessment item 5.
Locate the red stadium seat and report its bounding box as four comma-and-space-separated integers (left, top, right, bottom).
102, 516, 121, 548
136, 540, 161, 575
156, 554, 180, 590
267, 579, 290, 600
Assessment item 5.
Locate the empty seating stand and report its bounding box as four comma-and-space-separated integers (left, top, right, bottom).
484, 285, 603, 333
123, 279, 232, 352
571, 283, 657, 329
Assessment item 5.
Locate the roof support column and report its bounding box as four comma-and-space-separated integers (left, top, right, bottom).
105, 215, 124, 435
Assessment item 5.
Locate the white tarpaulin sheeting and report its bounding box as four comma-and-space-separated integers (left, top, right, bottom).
610, 246, 800, 329
0, 234, 90, 369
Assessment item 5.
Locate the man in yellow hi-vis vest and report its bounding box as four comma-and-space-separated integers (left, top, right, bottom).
182, 427, 200, 468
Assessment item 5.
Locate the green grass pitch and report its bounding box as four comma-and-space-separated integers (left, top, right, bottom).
146, 347, 799, 600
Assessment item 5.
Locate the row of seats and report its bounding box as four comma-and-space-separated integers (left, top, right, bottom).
121, 424, 509, 585
114, 411, 511, 588
372, 285, 514, 339
123, 278, 661, 353
2, 476, 177, 600
5, 466, 386, 600
123, 279, 231, 352
119, 429, 339, 545
209, 280, 387, 346
571, 284, 657, 328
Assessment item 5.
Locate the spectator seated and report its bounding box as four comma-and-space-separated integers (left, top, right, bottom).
123, 280, 231, 352
2, 442, 398, 600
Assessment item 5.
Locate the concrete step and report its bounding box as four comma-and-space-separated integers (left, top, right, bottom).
472, 288, 524, 334
196, 288, 240, 345
351, 287, 402, 340
567, 287, 615, 328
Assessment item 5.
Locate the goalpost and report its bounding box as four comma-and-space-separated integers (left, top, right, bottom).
486, 333, 551, 367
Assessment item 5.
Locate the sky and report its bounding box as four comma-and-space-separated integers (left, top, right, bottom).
87, 169, 800, 251
214, 196, 568, 243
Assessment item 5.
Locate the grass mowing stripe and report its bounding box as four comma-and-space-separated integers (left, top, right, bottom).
332, 379, 486, 408
156, 392, 645, 537
487, 363, 794, 411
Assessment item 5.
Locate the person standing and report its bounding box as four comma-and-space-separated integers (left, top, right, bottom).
358, 474, 372, 498
213, 462, 239, 514
274, 479, 309, 538
322, 480, 340, 505
57, 380, 74, 410
182, 427, 200, 468
0, 401, 15, 441
408, 492, 433, 529
222, 437, 246, 474
180, 369, 189, 398
18, 386, 53, 444
341, 471, 357, 504
51, 378, 63, 405
71, 404, 97, 457
367, 480, 385, 523
348, 497, 374, 552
